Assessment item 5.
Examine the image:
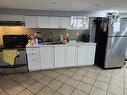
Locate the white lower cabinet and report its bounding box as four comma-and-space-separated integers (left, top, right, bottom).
77, 46, 96, 66
54, 46, 67, 68
40, 47, 54, 69
27, 44, 96, 71
67, 46, 77, 67
26, 48, 41, 71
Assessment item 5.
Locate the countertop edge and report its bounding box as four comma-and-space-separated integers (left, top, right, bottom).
26, 43, 96, 48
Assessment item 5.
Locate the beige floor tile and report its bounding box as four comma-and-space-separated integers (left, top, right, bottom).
97, 75, 110, 83
8, 74, 28, 83
0, 92, 8, 95
78, 66, 91, 71
66, 68, 78, 72
28, 82, 44, 94
18, 89, 34, 95
86, 72, 98, 79
52, 69, 67, 74
19, 78, 36, 88
58, 84, 74, 95
0, 78, 17, 90
111, 73, 124, 81
56, 75, 69, 83
38, 76, 53, 85
65, 78, 80, 88
76, 82, 92, 93
94, 81, 109, 91
52, 91, 63, 95
90, 87, 107, 95
0, 88, 8, 95
89, 69, 101, 74
6, 84, 25, 95
108, 84, 124, 95
71, 73, 84, 81
36, 86, 55, 95
99, 71, 112, 78
62, 71, 74, 77
112, 69, 124, 75
76, 69, 88, 76
110, 79, 124, 88
30, 73, 46, 81
45, 71, 60, 78
82, 76, 96, 86
47, 80, 63, 90
71, 89, 88, 95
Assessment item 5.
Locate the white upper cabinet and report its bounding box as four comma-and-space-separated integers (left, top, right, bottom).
38, 16, 50, 28
24, 16, 71, 29
50, 17, 61, 28
60, 17, 71, 29
24, 16, 38, 28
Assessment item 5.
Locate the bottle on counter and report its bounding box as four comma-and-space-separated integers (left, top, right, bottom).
60, 35, 63, 43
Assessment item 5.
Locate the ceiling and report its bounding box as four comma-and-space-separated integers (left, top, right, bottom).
0, 0, 127, 11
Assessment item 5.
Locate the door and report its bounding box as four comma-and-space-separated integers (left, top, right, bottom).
67, 46, 77, 67
60, 17, 71, 28
38, 16, 50, 28
54, 46, 66, 68
105, 37, 127, 68
50, 17, 60, 28
27, 54, 41, 71
24, 16, 38, 28
40, 47, 54, 69
77, 46, 95, 66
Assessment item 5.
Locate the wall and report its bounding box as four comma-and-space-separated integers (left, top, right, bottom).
0, 8, 107, 17
0, 27, 4, 45
0, 26, 88, 45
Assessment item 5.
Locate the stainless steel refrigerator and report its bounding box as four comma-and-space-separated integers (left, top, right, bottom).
90, 17, 127, 69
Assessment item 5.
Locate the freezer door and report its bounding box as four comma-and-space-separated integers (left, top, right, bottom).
108, 18, 127, 37
105, 36, 127, 68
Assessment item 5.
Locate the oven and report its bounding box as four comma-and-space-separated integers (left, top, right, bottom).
0, 35, 29, 74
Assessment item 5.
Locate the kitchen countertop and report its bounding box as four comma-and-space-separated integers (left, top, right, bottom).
26, 42, 96, 48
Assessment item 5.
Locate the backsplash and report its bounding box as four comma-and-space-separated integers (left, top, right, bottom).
0, 26, 89, 45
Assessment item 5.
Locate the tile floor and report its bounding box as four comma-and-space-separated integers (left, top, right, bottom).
0, 65, 127, 95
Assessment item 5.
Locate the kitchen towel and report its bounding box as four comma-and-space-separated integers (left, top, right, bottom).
3, 50, 19, 65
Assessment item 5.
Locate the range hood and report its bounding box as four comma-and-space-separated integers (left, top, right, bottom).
0, 21, 25, 26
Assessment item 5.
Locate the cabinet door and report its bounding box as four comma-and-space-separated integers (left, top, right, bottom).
67, 46, 77, 67
77, 46, 95, 66
54, 46, 66, 68
50, 17, 60, 28
38, 16, 50, 28
27, 54, 41, 71
60, 17, 71, 29
24, 16, 38, 28
40, 47, 54, 69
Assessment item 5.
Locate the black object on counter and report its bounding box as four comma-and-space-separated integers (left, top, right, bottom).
3, 35, 28, 48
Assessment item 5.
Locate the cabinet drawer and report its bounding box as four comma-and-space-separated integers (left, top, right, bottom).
26, 48, 39, 54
